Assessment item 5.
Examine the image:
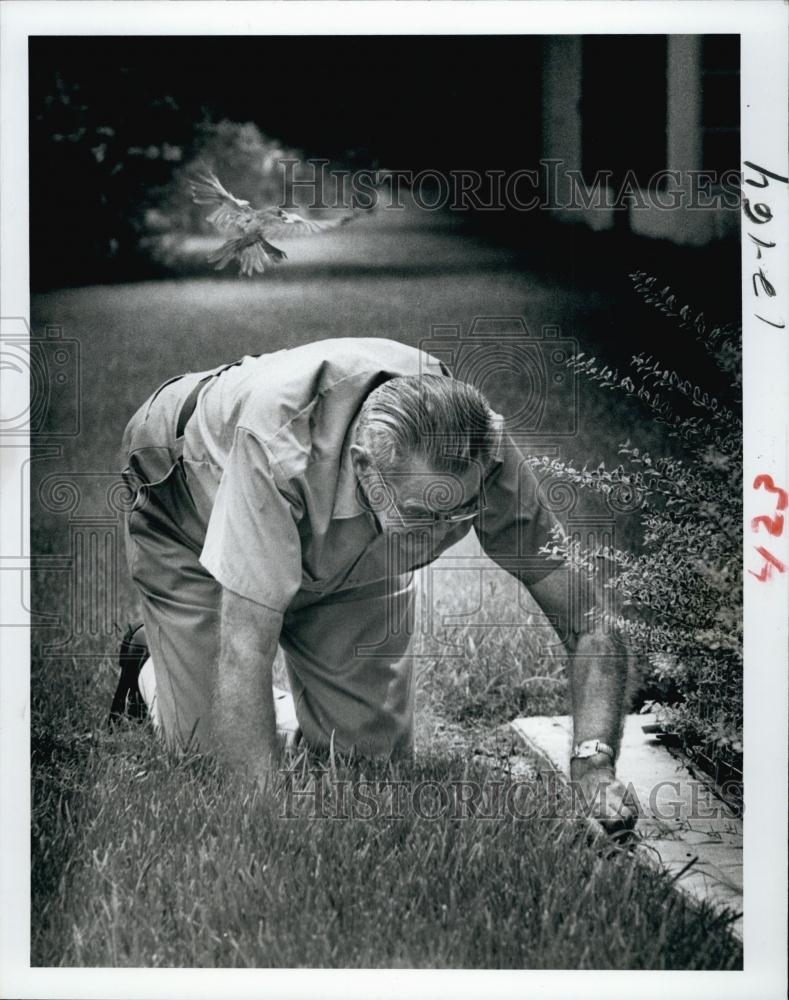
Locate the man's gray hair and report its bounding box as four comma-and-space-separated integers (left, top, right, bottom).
356, 374, 499, 474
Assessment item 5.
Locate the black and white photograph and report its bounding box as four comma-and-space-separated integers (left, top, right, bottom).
1, 2, 787, 997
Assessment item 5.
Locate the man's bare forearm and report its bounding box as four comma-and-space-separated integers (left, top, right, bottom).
526, 572, 637, 830
213, 588, 283, 778
568, 631, 628, 772
524, 573, 628, 767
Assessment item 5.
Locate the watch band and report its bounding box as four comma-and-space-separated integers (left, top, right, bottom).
571, 739, 615, 761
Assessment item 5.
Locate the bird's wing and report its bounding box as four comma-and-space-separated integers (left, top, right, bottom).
261, 212, 355, 240
190, 172, 256, 231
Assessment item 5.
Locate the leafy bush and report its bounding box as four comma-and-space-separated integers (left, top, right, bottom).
30, 64, 312, 284
529, 272, 743, 773
30, 67, 196, 286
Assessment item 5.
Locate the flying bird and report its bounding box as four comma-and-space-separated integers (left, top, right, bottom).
190, 171, 354, 276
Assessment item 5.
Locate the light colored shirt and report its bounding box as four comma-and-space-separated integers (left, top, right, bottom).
180, 338, 562, 612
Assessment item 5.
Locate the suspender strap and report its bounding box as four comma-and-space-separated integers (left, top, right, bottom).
175, 353, 262, 440
176, 375, 213, 439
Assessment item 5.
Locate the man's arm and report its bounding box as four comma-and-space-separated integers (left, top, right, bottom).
213, 587, 283, 784
525, 569, 638, 833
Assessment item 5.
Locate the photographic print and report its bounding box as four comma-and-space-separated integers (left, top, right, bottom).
1, 3, 787, 998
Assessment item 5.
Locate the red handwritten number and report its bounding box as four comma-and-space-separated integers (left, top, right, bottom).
749, 547, 787, 582
753, 474, 789, 511
751, 475, 788, 581
751, 513, 785, 537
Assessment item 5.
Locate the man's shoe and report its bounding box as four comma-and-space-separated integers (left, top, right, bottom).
108, 621, 149, 727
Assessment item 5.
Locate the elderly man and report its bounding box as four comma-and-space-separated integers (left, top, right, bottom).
113, 337, 635, 831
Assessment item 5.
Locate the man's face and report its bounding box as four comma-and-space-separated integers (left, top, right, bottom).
362, 454, 486, 532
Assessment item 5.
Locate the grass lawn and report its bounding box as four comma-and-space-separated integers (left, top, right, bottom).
32, 675, 741, 969
30, 208, 742, 968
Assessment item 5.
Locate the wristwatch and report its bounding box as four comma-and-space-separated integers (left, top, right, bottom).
571, 739, 615, 762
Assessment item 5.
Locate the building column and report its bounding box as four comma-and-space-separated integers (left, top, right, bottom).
631, 35, 713, 245
541, 37, 614, 230
541, 37, 582, 218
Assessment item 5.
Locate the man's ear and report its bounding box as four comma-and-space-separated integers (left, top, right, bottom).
350, 443, 372, 476
488, 410, 505, 462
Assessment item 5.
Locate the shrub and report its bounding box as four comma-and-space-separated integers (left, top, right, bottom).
29, 66, 197, 287
528, 272, 743, 775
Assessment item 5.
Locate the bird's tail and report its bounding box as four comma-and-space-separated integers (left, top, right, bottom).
207, 235, 287, 277
264, 242, 288, 263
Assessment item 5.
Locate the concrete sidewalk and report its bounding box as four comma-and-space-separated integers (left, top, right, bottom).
511, 713, 743, 940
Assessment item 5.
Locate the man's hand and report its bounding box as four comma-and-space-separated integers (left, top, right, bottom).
569, 758, 639, 836
213, 588, 284, 787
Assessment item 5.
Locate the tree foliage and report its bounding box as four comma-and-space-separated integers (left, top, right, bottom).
29, 54, 309, 287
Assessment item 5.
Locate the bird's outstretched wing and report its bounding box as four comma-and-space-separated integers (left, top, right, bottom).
261, 211, 355, 240
189, 171, 257, 231
192, 173, 356, 276
206, 232, 288, 277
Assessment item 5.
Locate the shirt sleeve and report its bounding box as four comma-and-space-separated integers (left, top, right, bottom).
475, 431, 566, 587
199, 426, 303, 611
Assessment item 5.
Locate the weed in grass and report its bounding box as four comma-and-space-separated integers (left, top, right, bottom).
415, 573, 570, 726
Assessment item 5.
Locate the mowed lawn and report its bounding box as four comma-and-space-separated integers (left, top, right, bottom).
30, 208, 742, 967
